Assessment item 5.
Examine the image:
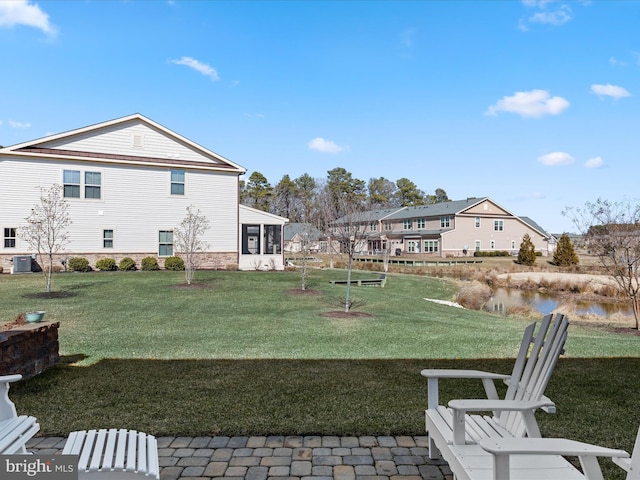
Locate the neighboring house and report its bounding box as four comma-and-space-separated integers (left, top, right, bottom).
332, 197, 554, 257
283, 223, 323, 253
0, 114, 287, 272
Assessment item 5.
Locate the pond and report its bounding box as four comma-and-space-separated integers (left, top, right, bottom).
484, 287, 634, 317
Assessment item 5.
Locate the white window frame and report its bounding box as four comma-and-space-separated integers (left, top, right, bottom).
103, 229, 114, 248
159, 230, 174, 256
171, 169, 185, 196
475, 216, 481, 228
440, 216, 450, 228
3, 227, 17, 248
85, 171, 102, 199
403, 219, 412, 230
494, 220, 504, 231
475, 240, 481, 252
63, 170, 81, 198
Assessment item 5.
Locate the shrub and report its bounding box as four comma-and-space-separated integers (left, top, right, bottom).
95, 258, 117, 271
552, 233, 579, 267
516, 234, 537, 266
473, 250, 510, 257
164, 256, 185, 271
141, 256, 160, 271
68, 257, 92, 272
118, 257, 137, 271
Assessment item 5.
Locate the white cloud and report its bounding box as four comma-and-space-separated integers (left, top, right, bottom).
609, 56, 628, 67
528, 6, 572, 26
519, 1, 573, 30
171, 56, 219, 81
308, 137, 348, 154
485, 89, 569, 118
0, 0, 57, 36
9, 120, 31, 128
591, 83, 631, 99
584, 156, 604, 168
537, 152, 575, 166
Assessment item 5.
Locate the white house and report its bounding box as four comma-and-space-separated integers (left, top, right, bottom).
0, 114, 287, 272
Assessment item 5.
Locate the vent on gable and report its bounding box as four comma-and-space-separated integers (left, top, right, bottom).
132, 134, 144, 148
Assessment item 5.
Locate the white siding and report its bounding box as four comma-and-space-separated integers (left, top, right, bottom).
38, 121, 227, 166
0, 157, 239, 255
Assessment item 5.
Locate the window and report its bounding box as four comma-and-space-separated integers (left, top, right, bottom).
475, 217, 481, 228
383, 221, 392, 231
440, 216, 450, 228
490, 240, 495, 249
264, 225, 281, 254
407, 240, 417, 252
242, 225, 260, 254
475, 240, 481, 252
369, 222, 377, 232
171, 170, 185, 195
159, 230, 173, 256
511, 240, 516, 250
63, 170, 81, 198
494, 220, 504, 231
4, 228, 16, 248
85, 171, 102, 199
103, 229, 114, 248
416, 218, 426, 229
424, 240, 439, 253
403, 219, 412, 230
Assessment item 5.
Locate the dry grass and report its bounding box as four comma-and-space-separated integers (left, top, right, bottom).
456, 282, 492, 310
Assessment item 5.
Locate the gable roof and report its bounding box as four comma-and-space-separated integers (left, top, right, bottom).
385, 198, 488, 220
0, 113, 246, 174
284, 223, 323, 241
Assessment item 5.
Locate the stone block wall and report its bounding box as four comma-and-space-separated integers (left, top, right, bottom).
0, 322, 60, 379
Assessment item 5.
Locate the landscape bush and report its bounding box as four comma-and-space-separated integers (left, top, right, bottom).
164, 256, 185, 271
67, 257, 92, 272
473, 250, 510, 257
141, 256, 160, 271
118, 257, 137, 271
95, 258, 117, 271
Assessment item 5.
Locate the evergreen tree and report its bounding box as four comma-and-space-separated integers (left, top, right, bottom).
552, 233, 579, 267
244, 171, 273, 211
516, 234, 537, 266
394, 177, 425, 206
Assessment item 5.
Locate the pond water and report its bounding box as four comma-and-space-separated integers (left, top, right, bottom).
484, 288, 633, 317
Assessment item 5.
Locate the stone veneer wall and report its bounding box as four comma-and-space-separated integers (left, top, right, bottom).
0, 252, 239, 273
0, 322, 60, 379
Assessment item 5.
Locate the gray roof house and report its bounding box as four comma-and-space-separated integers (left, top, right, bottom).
332, 197, 554, 257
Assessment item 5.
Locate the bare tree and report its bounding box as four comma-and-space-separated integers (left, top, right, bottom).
20, 184, 71, 293
565, 198, 640, 329
174, 205, 210, 285
320, 184, 374, 312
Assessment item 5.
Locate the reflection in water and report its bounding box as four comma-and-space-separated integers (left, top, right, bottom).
485, 288, 633, 317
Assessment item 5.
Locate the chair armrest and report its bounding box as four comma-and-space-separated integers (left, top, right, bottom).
0, 375, 23, 384
448, 399, 554, 444
421, 369, 510, 380
480, 438, 629, 480
421, 370, 511, 410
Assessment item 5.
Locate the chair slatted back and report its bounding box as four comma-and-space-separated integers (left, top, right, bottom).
497, 313, 569, 437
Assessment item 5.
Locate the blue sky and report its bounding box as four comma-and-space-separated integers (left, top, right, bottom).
1, 0, 638, 233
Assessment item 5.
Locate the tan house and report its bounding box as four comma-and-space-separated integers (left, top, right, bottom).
333, 197, 554, 257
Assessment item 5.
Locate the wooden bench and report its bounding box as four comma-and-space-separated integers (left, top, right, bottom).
0, 374, 40, 454
329, 274, 387, 288
421, 313, 569, 474
62, 429, 159, 480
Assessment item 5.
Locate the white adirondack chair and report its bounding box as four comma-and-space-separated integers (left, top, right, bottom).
477, 425, 640, 480
0, 374, 40, 454
421, 313, 569, 470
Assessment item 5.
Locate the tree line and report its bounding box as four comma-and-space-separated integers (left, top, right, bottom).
240, 167, 450, 224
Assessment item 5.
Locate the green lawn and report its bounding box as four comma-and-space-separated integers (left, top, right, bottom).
1, 269, 636, 363
2, 269, 639, 479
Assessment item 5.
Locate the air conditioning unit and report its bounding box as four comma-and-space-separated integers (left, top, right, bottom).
13, 256, 32, 273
